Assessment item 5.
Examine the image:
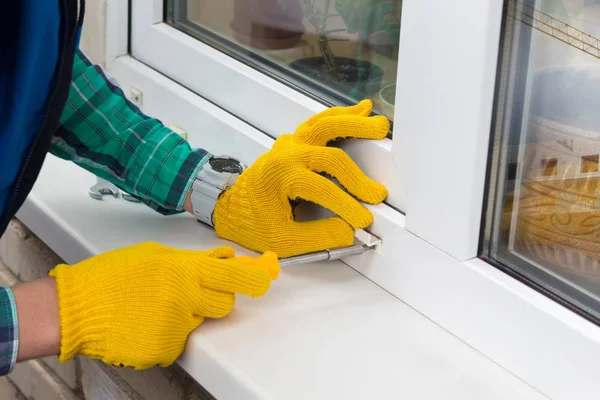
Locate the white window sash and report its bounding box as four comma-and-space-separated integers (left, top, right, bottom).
94, 1, 600, 398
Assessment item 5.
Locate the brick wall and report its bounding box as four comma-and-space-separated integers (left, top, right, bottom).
0, 219, 216, 400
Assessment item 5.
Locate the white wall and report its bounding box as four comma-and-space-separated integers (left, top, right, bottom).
80, 0, 108, 66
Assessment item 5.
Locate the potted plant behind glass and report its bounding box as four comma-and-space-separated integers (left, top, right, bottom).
290, 0, 400, 102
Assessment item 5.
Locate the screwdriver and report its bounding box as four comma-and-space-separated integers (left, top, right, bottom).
279, 241, 379, 267
280, 229, 382, 267
235, 230, 382, 278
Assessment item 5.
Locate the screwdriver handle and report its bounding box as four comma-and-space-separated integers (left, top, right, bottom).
235, 251, 280, 279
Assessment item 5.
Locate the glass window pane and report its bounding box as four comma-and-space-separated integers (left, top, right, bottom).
165, 0, 402, 121
483, 0, 600, 322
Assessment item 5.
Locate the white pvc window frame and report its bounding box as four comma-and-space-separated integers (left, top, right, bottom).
129, 0, 408, 211
96, 0, 600, 398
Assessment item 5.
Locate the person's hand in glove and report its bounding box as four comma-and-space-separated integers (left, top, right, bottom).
211, 99, 389, 258
13, 242, 279, 370
9, 100, 384, 375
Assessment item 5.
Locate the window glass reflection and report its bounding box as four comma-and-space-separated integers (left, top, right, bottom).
166, 0, 402, 121
484, 0, 600, 321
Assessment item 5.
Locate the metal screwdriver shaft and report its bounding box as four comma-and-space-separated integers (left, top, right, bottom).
278, 235, 381, 268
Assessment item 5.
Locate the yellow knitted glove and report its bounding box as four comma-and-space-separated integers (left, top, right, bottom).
48, 242, 279, 370
214, 99, 389, 258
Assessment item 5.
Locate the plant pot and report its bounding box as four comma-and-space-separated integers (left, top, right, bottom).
289, 57, 384, 102
375, 83, 396, 118
231, 0, 305, 50
379, 83, 395, 106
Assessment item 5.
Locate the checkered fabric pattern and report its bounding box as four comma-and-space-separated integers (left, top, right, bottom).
51, 50, 212, 213
0, 287, 18, 375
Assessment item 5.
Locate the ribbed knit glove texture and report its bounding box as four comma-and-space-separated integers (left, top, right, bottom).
49, 243, 279, 370
214, 100, 389, 258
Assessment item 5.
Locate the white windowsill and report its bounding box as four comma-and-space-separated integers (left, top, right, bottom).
16, 155, 546, 400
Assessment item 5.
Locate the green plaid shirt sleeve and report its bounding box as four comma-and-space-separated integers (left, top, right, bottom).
51, 50, 212, 214
0, 287, 18, 376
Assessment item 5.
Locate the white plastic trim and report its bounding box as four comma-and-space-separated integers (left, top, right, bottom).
99, 56, 600, 400
104, 1, 600, 397
398, 0, 504, 260
105, 0, 129, 69
17, 157, 545, 399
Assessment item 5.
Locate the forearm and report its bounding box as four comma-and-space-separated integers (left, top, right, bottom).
183, 191, 194, 214
12, 278, 61, 362
0, 278, 60, 376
